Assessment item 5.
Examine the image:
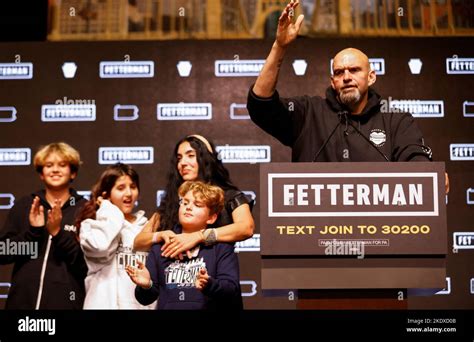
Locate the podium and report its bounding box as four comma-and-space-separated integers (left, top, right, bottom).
259, 162, 447, 309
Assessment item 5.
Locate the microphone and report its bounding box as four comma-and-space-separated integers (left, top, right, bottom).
312, 111, 345, 162
338, 111, 350, 136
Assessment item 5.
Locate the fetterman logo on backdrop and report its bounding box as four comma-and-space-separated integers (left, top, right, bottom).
388, 99, 444, 118
467, 188, 474, 205
446, 57, 474, 74
0, 106, 17, 122
99, 61, 154, 78
41, 102, 96, 122
0, 63, 33, 79
77, 191, 91, 200
156, 190, 166, 207
330, 58, 385, 75
240, 280, 258, 297
235, 234, 260, 253
157, 103, 212, 120
243, 191, 257, 205
214, 60, 265, 77
0, 148, 31, 166
216, 145, 271, 163
0, 193, 15, 209
0, 282, 10, 299
98, 147, 154, 164
229, 103, 249, 120
453, 232, 474, 250
463, 101, 474, 117
450, 144, 474, 160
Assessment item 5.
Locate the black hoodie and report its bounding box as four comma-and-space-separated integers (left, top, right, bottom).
0, 189, 87, 309
247, 86, 431, 162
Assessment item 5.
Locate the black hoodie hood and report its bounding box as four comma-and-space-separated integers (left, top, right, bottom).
325, 86, 382, 122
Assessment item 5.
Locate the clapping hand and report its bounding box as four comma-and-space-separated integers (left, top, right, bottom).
29, 196, 45, 227
46, 199, 62, 236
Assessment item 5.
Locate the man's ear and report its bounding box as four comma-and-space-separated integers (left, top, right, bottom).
330, 76, 336, 90
206, 213, 218, 225
368, 69, 376, 87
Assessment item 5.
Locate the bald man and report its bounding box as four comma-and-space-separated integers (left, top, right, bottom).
247, 0, 433, 164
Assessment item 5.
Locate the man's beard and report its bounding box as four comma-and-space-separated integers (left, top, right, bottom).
338, 87, 361, 106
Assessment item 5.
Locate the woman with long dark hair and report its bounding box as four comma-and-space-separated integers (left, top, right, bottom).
134, 134, 254, 257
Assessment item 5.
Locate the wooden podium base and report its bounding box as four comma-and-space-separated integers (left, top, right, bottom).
297, 289, 408, 309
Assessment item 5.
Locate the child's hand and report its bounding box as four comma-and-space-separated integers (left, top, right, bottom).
96, 191, 107, 207
126, 260, 152, 289
195, 267, 209, 291
46, 199, 62, 236
29, 196, 45, 227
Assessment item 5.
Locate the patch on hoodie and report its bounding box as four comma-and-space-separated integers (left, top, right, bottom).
63, 224, 77, 233
164, 257, 206, 289
369, 129, 386, 147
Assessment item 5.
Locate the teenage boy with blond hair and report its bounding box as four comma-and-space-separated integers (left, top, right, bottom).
0, 142, 87, 309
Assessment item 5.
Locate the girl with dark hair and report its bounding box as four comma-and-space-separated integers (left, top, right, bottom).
77, 163, 154, 309
134, 135, 254, 258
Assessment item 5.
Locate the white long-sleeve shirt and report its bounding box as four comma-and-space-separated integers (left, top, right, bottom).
80, 200, 155, 309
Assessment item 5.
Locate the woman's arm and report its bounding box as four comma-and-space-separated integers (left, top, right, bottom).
162, 203, 254, 258
133, 213, 176, 252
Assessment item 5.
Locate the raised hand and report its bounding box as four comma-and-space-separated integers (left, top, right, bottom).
96, 191, 107, 207
29, 196, 45, 227
276, 0, 305, 49
126, 260, 152, 288
46, 199, 62, 236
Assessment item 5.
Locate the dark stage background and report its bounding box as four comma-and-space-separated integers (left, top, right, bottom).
0, 37, 473, 309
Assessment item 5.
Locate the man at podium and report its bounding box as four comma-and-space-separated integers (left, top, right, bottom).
247, 0, 432, 164
246, 0, 450, 310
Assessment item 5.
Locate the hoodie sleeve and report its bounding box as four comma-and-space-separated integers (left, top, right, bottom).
0, 197, 46, 264
202, 243, 240, 300
135, 245, 160, 306
391, 113, 432, 161
79, 200, 124, 260
247, 85, 309, 147
52, 229, 88, 280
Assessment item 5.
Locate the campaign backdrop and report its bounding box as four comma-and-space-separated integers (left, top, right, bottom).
0, 37, 473, 309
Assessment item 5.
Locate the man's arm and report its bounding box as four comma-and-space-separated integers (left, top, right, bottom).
252, 0, 304, 98
392, 113, 432, 162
